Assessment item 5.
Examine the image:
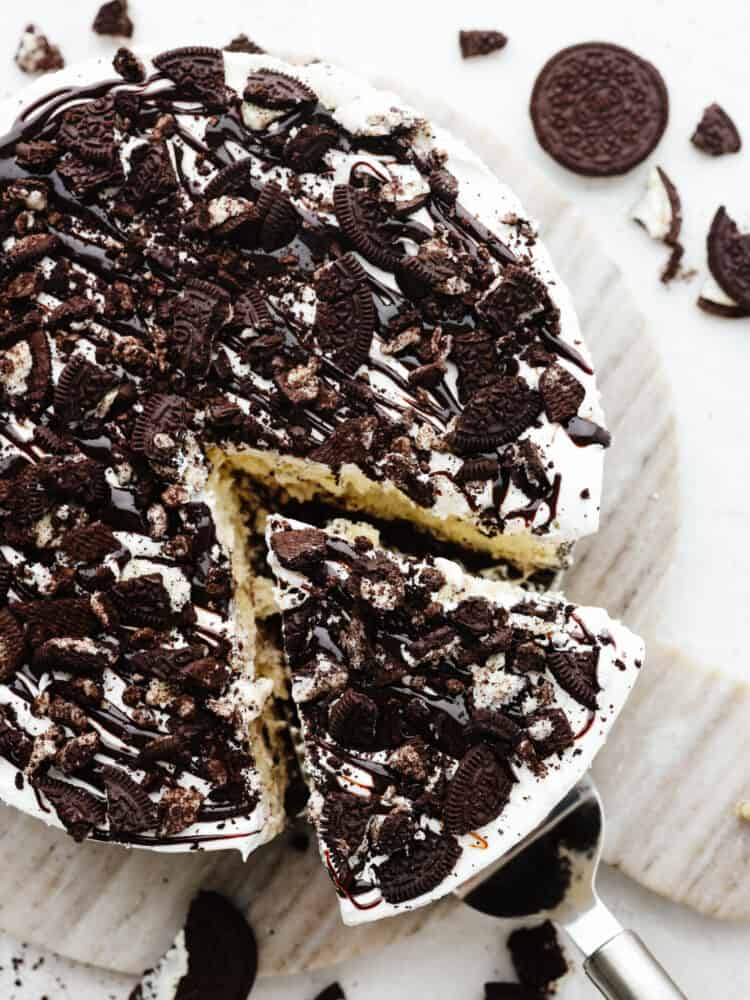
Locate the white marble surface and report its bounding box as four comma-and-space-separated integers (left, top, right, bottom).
0, 0, 747, 996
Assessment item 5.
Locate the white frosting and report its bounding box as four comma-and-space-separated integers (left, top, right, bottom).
268, 515, 643, 925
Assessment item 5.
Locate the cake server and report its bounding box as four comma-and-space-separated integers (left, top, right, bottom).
456, 775, 688, 999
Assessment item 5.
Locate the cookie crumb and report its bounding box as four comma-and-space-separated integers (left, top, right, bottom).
14, 25, 64, 74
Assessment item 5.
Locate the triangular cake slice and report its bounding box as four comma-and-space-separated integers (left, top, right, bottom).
267, 515, 643, 924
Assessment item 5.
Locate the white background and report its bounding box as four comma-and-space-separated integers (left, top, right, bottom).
0, 0, 749, 996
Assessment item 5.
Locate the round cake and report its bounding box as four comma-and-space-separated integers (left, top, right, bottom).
0, 47, 615, 859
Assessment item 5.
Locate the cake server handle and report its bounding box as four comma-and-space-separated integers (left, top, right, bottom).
584, 930, 688, 999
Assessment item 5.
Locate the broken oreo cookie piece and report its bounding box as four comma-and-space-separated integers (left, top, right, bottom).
460, 30, 508, 59
707, 206, 750, 309
631, 166, 684, 283
691, 103, 741, 156
92, 1, 133, 37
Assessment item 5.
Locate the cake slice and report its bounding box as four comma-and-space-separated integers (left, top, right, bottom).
267, 515, 643, 924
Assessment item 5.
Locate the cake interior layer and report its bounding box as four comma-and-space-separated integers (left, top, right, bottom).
206, 458, 289, 840
215, 448, 570, 575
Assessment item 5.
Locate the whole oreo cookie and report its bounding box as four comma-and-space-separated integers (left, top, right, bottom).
707, 206, 750, 309
530, 42, 669, 176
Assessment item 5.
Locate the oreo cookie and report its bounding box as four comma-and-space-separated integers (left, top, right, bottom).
530, 42, 669, 176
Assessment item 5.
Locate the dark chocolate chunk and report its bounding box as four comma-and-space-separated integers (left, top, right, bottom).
92, 1, 133, 37
691, 103, 741, 156
328, 690, 378, 749
113, 47, 145, 82
539, 364, 585, 424
707, 206, 750, 309
153, 47, 227, 105
37, 777, 105, 841
102, 765, 158, 834
459, 30, 508, 59
456, 458, 500, 484
444, 744, 512, 834
244, 69, 317, 109
508, 921, 568, 990
451, 376, 542, 453
377, 832, 460, 902
530, 42, 669, 176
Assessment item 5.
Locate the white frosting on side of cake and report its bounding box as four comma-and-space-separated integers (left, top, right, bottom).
267, 515, 643, 925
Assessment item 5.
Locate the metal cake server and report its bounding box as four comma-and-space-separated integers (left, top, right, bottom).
455, 775, 688, 999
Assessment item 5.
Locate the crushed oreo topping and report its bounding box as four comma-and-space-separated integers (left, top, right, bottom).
269, 516, 640, 915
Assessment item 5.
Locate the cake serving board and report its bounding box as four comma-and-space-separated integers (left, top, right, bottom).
0, 66, 745, 978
